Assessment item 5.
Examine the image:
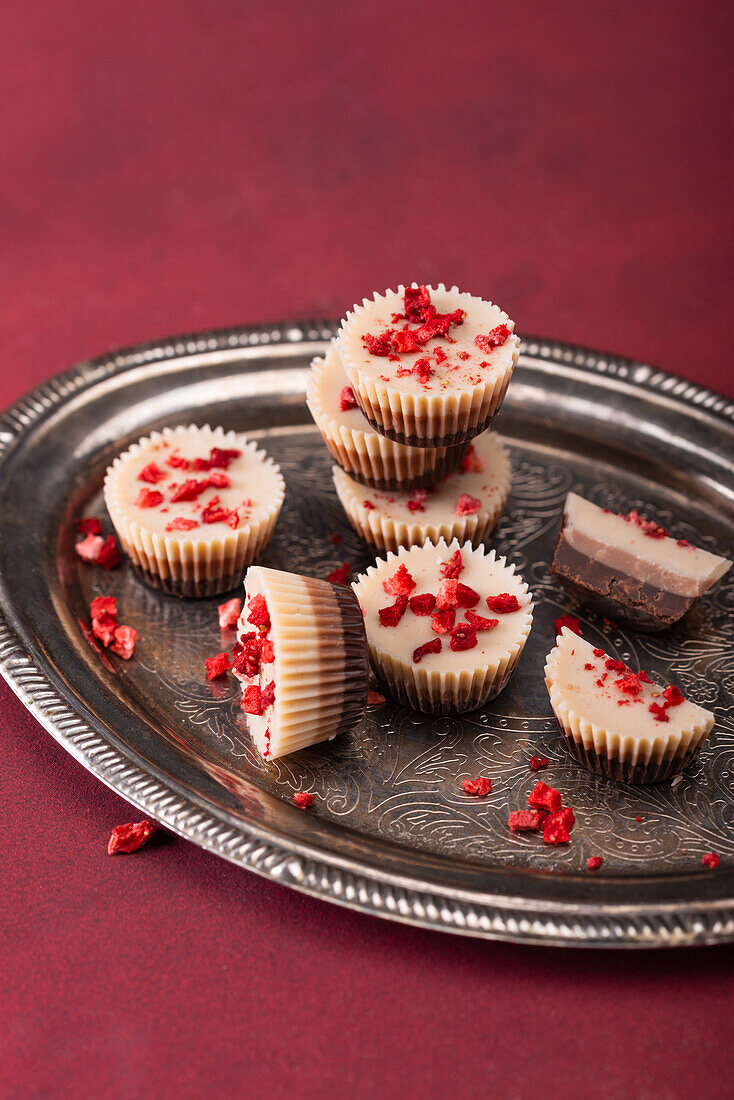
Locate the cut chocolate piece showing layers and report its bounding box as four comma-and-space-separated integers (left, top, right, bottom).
236, 566, 369, 759
553, 493, 731, 631
545, 629, 714, 784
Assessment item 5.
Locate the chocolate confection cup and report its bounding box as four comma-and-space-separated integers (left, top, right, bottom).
241, 567, 369, 757
104, 427, 284, 599
336, 285, 520, 449
352, 539, 533, 716
332, 460, 509, 554
306, 352, 469, 490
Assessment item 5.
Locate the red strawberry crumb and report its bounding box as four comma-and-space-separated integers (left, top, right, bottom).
431, 607, 455, 634
460, 446, 486, 474
205, 652, 231, 680
543, 816, 571, 846
97, 536, 122, 569
170, 478, 207, 503
92, 612, 118, 648
635, 816, 643, 822
403, 285, 432, 322
260, 681, 275, 707
464, 610, 498, 631
587, 856, 604, 872
339, 385, 358, 411
663, 684, 685, 707
217, 598, 242, 630
413, 357, 433, 384
138, 463, 165, 484
440, 550, 464, 579
232, 634, 263, 677
509, 810, 544, 832
528, 781, 562, 814
702, 852, 720, 869
135, 488, 164, 508
554, 615, 581, 636
327, 562, 351, 585
205, 471, 232, 489
474, 325, 510, 352
406, 489, 426, 513
208, 447, 241, 469
455, 493, 481, 516
486, 593, 521, 613
75, 533, 105, 563
247, 594, 271, 631
241, 685, 270, 715
367, 690, 386, 706
165, 517, 200, 532
605, 658, 627, 673
110, 625, 137, 660
463, 777, 492, 797
383, 564, 416, 596
91, 596, 117, 620
456, 583, 480, 608
225, 510, 240, 530
450, 623, 478, 651
553, 807, 576, 831
593, 648, 605, 657
677, 538, 691, 548
260, 639, 275, 663
530, 755, 549, 771
293, 792, 315, 809
166, 453, 188, 469
436, 578, 459, 610
379, 596, 409, 627
649, 702, 670, 722
108, 820, 156, 855
362, 331, 394, 357
639, 670, 652, 683
584, 663, 594, 670
75, 517, 102, 536
363, 500, 375, 510
409, 592, 436, 616
615, 673, 644, 696
412, 637, 442, 664
623, 509, 669, 539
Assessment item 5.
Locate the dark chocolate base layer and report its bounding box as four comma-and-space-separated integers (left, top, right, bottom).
563, 732, 702, 785
327, 580, 370, 734
359, 409, 499, 449
341, 440, 470, 492
553, 531, 692, 632
131, 563, 244, 599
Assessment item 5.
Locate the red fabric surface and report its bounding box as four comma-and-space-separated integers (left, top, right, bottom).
2, 2, 733, 1097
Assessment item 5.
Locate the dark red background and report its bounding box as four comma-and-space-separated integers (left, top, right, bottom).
3, 2, 733, 1097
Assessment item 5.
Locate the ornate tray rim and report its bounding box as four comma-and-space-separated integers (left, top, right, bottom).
2, 321, 733, 949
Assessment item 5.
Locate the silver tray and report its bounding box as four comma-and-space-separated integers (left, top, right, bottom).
1, 323, 733, 948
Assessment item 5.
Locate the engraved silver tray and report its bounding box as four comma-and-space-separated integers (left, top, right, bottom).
1, 323, 733, 948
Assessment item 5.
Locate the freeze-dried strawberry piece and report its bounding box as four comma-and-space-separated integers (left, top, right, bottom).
225, 510, 240, 530
463, 776, 492, 797
97, 536, 122, 569
363, 500, 375, 510
456, 583, 480, 608
486, 593, 520, 613
166, 452, 189, 469
592, 648, 605, 657
91, 596, 117, 620
260, 638, 275, 663
508, 810, 544, 832
208, 447, 241, 469
528, 781, 562, 814
408, 592, 436, 616
435, 578, 458, 610
192, 457, 211, 471
201, 496, 232, 524
241, 685, 266, 715
543, 816, 571, 846
205, 652, 231, 680
441, 549, 464, 579
554, 614, 581, 636
605, 658, 626, 673
702, 852, 720, 869
615, 673, 644, 696
460, 446, 485, 474
552, 806, 576, 831
205, 471, 232, 489
339, 386, 358, 411
663, 684, 685, 707
293, 792, 315, 808
649, 702, 670, 722
327, 563, 351, 585
623, 510, 668, 539
138, 462, 166, 484
111, 625, 137, 660
587, 856, 604, 872
638, 670, 652, 683
232, 634, 263, 677
455, 493, 481, 516
412, 637, 442, 664
413, 357, 433, 384
92, 612, 119, 648
403, 284, 432, 322
218, 598, 242, 630
392, 329, 422, 354
530, 755, 548, 771
367, 690, 386, 706
260, 681, 276, 708
135, 488, 164, 508
431, 607, 455, 634
108, 820, 156, 855
165, 517, 200, 532
475, 325, 510, 352
382, 564, 416, 597
247, 594, 271, 631
362, 331, 394, 357
450, 623, 478, 651
379, 596, 409, 627
464, 610, 498, 630
170, 478, 207, 503
75, 533, 105, 563
406, 489, 426, 513
76, 517, 102, 536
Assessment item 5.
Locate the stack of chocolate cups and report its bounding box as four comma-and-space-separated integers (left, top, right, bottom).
307, 284, 519, 552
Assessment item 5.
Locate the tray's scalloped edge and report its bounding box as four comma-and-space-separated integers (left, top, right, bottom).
1, 322, 733, 948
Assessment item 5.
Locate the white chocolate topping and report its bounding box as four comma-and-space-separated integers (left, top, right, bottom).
105, 425, 283, 539
563, 493, 731, 597
337, 285, 519, 397
546, 630, 714, 748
